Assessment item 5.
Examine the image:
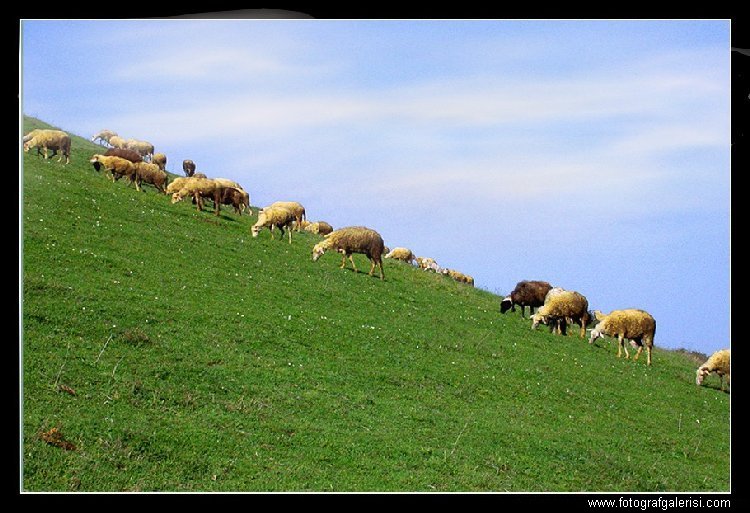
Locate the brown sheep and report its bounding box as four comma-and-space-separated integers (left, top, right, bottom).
500, 280, 553, 318
219, 187, 246, 215
166, 177, 224, 216
133, 162, 168, 193
103, 148, 143, 163
270, 201, 306, 231
312, 226, 385, 280
183, 159, 196, 177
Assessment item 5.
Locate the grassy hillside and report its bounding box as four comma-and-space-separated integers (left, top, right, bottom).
21, 116, 730, 492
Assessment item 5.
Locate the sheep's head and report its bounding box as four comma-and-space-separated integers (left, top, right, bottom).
23, 139, 35, 152
588, 327, 604, 345
312, 242, 327, 261
531, 313, 545, 330
171, 192, 186, 204
500, 297, 513, 314
696, 367, 709, 386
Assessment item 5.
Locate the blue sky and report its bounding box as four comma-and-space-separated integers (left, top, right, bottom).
21, 19, 730, 355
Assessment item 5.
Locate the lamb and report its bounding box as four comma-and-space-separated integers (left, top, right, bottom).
270, 201, 306, 231
183, 160, 196, 177
166, 177, 224, 216
91, 129, 118, 146
90, 154, 136, 183
251, 205, 297, 243
500, 280, 553, 318
312, 226, 385, 280
385, 247, 416, 264
152, 153, 167, 171
531, 290, 590, 338
125, 139, 155, 160
108, 135, 128, 150
133, 161, 168, 193
442, 268, 474, 286
588, 309, 657, 366
23, 129, 71, 164
103, 148, 143, 163
695, 349, 730, 391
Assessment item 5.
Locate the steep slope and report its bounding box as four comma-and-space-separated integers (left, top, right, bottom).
21, 116, 729, 491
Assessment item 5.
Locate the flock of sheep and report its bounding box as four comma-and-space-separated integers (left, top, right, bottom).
22, 126, 730, 391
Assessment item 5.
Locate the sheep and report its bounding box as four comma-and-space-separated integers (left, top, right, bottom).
125, 139, 155, 160
219, 187, 246, 215
542, 286, 571, 334
588, 309, 657, 366
251, 205, 297, 243
152, 153, 167, 171
531, 290, 590, 338
442, 268, 474, 286
696, 349, 730, 391
385, 247, 416, 264
500, 280, 553, 318
312, 226, 385, 280
166, 177, 224, 216
200, 178, 250, 215
300, 221, 333, 235
270, 201, 306, 231
193, 172, 207, 179
416, 256, 440, 272
103, 148, 143, 163
91, 129, 118, 146
90, 154, 136, 183
108, 135, 128, 150
133, 161, 168, 193
23, 129, 71, 164
183, 159, 196, 177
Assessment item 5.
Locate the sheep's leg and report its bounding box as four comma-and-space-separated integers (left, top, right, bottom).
646, 346, 652, 366
617, 336, 623, 358
287, 225, 292, 244
340, 253, 347, 268
349, 255, 358, 273
620, 335, 630, 359
378, 259, 385, 280
368, 258, 375, 276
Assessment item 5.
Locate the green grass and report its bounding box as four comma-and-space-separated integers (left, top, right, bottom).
21, 116, 730, 492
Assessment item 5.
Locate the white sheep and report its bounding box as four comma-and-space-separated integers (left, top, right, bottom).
108, 135, 128, 150
91, 129, 118, 146
441, 268, 474, 286
696, 349, 730, 391
23, 129, 71, 164
589, 309, 657, 366
251, 205, 297, 243
312, 226, 386, 280
531, 290, 590, 338
385, 247, 416, 264
416, 256, 439, 272
167, 177, 224, 215
125, 139, 155, 160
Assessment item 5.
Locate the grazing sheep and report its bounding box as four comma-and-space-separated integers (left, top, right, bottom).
133, 162, 168, 193
500, 280, 553, 318
589, 309, 657, 366
201, 178, 250, 215
182, 159, 196, 177
270, 201, 306, 231
90, 154, 136, 182
167, 177, 224, 216
300, 221, 333, 236
103, 148, 143, 163
416, 257, 440, 272
696, 349, 730, 391
312, 226, 385, 280
531, 290, 590, 338
219, 187, 246, 215
385, 247, 416, 264
91, 129, 118, 146
442, 268, 474, 286
23, 129, 71, 164
542, 287, 572, 334
108, 135, 128, 150
152, 153, 167, 171
251, 205, 297, 243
